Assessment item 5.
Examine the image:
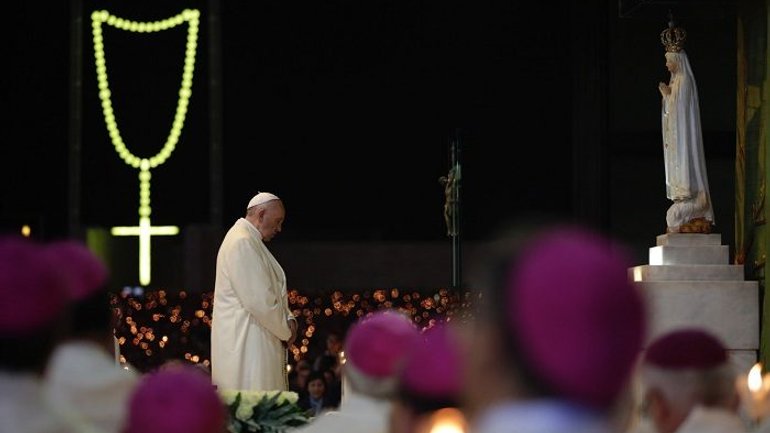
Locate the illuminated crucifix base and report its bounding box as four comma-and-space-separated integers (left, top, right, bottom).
112, 216, 179, 286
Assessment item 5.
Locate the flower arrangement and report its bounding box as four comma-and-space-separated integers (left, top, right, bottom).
219, 389, 311, 433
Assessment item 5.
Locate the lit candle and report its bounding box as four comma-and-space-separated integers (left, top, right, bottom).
428, 408, 467, 433
738, 362, 770, 423
338, 351, 347, 406
749, 363, 764, 395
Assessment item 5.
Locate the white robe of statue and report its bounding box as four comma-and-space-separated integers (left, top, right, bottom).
660, 50, 715, 232
211, 218, 293, 392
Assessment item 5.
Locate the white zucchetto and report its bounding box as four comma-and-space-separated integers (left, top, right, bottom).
247, 192, 280, 209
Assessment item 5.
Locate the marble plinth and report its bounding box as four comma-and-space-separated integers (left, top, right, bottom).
630, 233, 759, 354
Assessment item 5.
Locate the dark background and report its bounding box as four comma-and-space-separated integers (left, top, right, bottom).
1, 0, 738, 288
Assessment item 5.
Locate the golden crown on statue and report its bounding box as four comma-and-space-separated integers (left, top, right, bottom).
660, 18, 687, 52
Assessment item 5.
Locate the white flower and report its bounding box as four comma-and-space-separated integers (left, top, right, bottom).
219, 389, 300, 420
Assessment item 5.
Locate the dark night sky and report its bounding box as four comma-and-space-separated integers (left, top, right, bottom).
2, 1, 735, 247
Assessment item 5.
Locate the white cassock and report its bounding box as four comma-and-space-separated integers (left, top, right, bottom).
44, 340, 139, 433
0, 371, 80, 433
211, 218, 293, 392
287, 391, 392, 433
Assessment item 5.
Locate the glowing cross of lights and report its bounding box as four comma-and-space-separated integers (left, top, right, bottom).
111, 164, 179, 286
112, 218, 179, 286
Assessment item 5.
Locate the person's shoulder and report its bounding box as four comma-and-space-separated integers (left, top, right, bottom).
226, 219, 251, 235
222, 223, 254, 246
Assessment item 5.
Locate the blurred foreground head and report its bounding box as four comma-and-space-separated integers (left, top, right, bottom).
343, 309, 420, 399
461, 221, 647, 418
390, 321, 467, 433
639, 328, 738, 433
43, 239, 112, 339
123, 364, 226, 433
43, 239, 108, 301
0, 236, 69, 373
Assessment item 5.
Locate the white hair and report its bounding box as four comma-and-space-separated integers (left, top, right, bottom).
343, 361, 399, 399
640, 362, 738, 414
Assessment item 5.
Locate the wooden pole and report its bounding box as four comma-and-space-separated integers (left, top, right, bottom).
208, 0, 223, 228
450, 129, 462, 289
68, 0, 83, 238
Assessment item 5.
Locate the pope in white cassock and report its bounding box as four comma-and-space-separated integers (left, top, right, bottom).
211, 192, 297, 392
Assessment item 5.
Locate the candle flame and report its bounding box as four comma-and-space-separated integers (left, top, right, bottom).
749, 363, 763, 392
430, 423, 464, 433
429, 408, 466, 433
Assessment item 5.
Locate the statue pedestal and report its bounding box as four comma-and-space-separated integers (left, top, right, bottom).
623, 234, 759, 431
629, 232, 759, 373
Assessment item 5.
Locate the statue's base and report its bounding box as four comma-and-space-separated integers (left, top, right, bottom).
629, 232, 757, 367
626, 232, 759, 428
667, 217, 714, 234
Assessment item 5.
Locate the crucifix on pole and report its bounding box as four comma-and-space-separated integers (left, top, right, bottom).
439, 129, 462, 290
